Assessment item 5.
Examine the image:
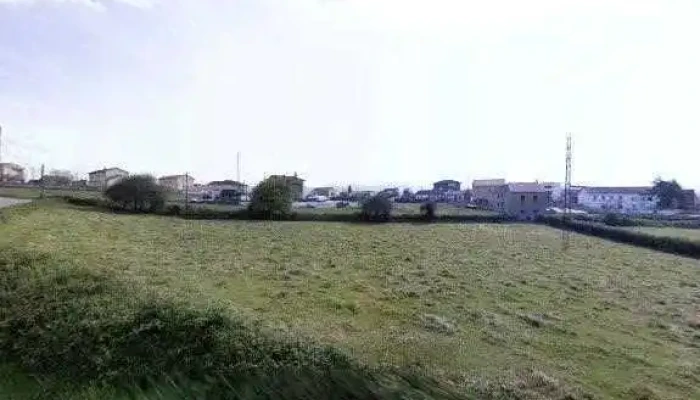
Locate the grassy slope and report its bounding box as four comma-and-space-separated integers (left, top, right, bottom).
1, 203, 699, 399
629, 226, 700, 243
0, 187, 101, 200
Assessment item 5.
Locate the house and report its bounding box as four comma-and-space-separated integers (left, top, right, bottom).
578, 187, 658, 214
681, 189, 697, 210
432, 180, 464, 203
193, 180, 248, 203
433, 180, 461, 192
504, 183, 549, 220
88, 167, 128, 189
414, 190, 433, 202
540, 182, 562, 204
378, 187, 400, 200
158, 175, 195, 192
0, 163, 26, 183
472, 179, 506, 208
269, 174, 305, 201
308, 187, 338, 198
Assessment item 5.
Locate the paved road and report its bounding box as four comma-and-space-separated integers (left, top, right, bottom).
0, 197, 31, 209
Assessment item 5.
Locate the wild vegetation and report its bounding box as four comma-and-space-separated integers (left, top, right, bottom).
1, 202, 699, 399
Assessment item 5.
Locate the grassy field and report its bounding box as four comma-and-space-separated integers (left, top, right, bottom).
629, 226, 700, 243
1, 202, 700, 399
0, 186, 103, 199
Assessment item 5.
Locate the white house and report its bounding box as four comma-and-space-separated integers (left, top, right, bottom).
578, 187, 658, 214
158, 175, 195, 192
88, 167, 129, 189
0, 162, 26, 183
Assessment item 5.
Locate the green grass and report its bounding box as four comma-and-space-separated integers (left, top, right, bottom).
0, 186, 102, 200
1, 202, 700, 399
628, 226, 700, 243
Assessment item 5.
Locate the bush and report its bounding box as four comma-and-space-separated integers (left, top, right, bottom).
603, 213, 635, 227
104, 175, 167, 213
248, 177, 293, 219
420, 202, 437, 221
0, 249, 465, 400
539, 216, 700, 259
166, 205, 182, 216
62, 196, 104, 208
360, 195, 392, 222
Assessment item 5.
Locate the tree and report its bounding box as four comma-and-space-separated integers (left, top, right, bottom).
104, 175, 166, 213
248, 176, 293, 219
420, 201, 437, 221
652, 178, 684, 209
360, 195, 392, 222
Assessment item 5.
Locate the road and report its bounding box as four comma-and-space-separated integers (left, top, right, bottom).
0, 197, 31, 209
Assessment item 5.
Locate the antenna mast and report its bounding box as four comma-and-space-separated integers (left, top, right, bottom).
562, 133, 572, 250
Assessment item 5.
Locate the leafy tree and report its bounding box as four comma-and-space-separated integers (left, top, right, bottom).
360, 195, 392, 222
248, 176, 293, 219
652, 178, 684, 209
104, 175, 166, 213
420, 201, 437, 221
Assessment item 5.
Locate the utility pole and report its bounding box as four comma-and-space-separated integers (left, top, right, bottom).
184, 172, 190, 210
236, 152, 241, 183
40, 164, 46, 199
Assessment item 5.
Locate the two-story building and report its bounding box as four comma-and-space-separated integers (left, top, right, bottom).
472, 179, 506, 208
0, 162, 26, 183
578, 187, 658, 214
158, 175, 195, 192
504, 183, 549, 220
432, 180, 464, 203
88, 167, 129, 189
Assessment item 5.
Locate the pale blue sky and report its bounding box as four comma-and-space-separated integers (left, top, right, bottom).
1, 0, 699, 189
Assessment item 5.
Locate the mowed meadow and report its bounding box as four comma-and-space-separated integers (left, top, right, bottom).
1, 201, 700, 399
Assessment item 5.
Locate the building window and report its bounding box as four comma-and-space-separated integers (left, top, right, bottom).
520, 195, 525, 203
533, 195, 538, 202
520, 210, 525, 214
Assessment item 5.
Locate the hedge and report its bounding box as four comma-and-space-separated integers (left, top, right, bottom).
61, 196, 511, 224
539, 216, 700, 259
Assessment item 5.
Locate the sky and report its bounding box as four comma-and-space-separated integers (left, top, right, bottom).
0, 0, 699, 190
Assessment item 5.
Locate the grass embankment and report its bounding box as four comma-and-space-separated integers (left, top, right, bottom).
627, 227, 700, 243
1, 202, 700, 399
0, 186, 102, 199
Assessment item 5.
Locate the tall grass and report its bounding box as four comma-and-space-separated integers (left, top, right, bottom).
0, 248, 465, 399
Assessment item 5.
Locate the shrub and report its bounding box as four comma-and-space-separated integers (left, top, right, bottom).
360, 195, 392, 222
539, 215, 700, 259
104, 175, 167, 213
248, 177, 293, 219
420, 202, 437, 221
603, 213, 635, 227
62, 196, 104, 208
166, 205, 182, 216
